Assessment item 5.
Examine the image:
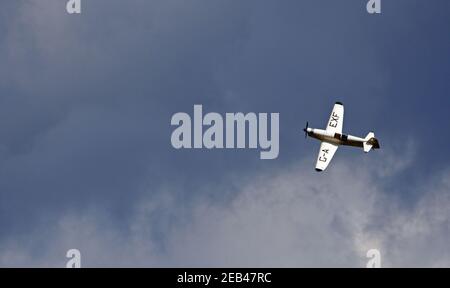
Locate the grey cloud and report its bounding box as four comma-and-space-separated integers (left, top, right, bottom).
1, 151, 448, 267
0, 0, 449, 267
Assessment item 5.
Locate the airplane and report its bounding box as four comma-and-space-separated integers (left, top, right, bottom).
304, 102, 380, 172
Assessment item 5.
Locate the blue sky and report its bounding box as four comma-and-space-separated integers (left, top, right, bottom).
0, 0, 449, 267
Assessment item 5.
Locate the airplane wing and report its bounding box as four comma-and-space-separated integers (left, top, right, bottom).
315, 142, 338, 172
325, 102, 344, 134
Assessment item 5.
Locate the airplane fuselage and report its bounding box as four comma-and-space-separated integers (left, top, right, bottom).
306, 128, 365, 148
303, 101, 380, 171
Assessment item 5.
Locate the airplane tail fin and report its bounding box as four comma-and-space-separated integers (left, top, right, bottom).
363, 132, 380, 153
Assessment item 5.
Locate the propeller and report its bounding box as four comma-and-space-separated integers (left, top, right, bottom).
303, 121, 309, 138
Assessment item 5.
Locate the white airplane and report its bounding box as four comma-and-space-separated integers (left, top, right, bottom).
304, 102, 380, 172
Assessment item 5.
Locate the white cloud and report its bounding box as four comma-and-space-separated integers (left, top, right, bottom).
1, 150, 448, 267
0, 1, 447, 268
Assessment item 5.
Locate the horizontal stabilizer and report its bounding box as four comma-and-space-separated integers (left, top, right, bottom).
363, 132, 380, 153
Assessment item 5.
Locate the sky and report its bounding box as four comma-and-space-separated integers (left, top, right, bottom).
0, 0, 449, 267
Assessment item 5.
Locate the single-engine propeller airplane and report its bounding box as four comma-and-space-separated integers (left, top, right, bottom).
304, 102, 380, 172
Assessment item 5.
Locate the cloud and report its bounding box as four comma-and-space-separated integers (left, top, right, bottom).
0, 0, 255, 236
1, 150, 448, 267
373, 169, 450, 267
0, 0, 449, 268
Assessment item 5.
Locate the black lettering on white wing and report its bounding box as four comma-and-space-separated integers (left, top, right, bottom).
329, 112, 339, 128
316, 141, 339, 171
326, 103, 344, 134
